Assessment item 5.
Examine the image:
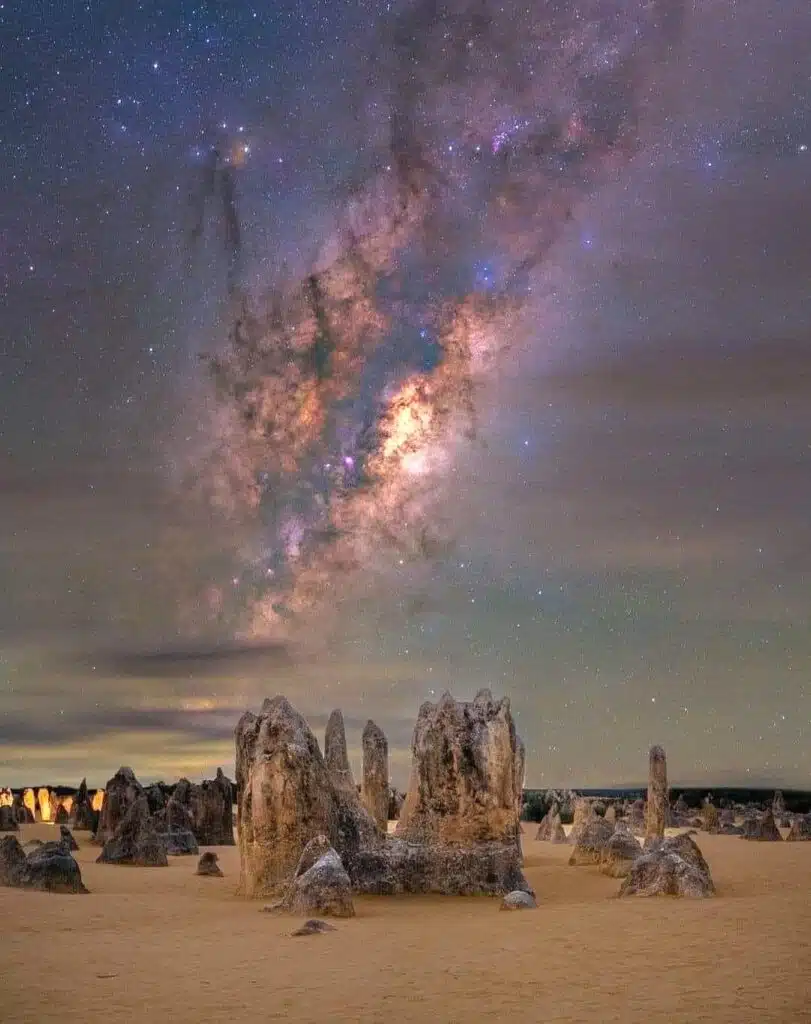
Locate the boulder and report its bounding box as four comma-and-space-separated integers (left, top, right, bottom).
23, 839, 88, 893
196, 851, 223, 876
569, 817, 615, 866
264, 837, 355, 918
93, 767, 143, 846
292, 919, 337, 936
96, 795, 168, 866
741, 809, 782, 842
361, 720, 390, 832
189, 769, 235, 845
599, 826, 643, 878
620, 833, 714, 898
0, 835, 27, 886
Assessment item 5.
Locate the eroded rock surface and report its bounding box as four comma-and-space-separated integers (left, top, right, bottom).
264, 837, 355, 918
59, 826, 79, 852
645, 745, 668, 841
96, 795, 168, 866
93, 767, 143, 846
70, 779, 97, 832
620, 833, 714, 898
501, 890, 537, 910
196, 851, 224, 876
325, 710, 356, 793
786, 815, 811, 842
0, 806, 19, 832
599, 826, 642, 878
569, 817, 615, 866
741, 809, 783, 842
189, 769, 235, 845
361, 720, 390, 832
0, 836, 87, 893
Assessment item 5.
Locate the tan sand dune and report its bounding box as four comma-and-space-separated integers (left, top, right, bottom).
2, 824, 810, 1023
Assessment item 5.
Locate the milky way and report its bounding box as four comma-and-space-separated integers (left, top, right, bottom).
185, 0, 686, 643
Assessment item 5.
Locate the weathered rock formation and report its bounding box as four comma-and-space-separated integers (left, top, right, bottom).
59, 826, 79, 852
568, 817, 615, 866
0, 788, 12, 807
604, 804, 616, 825
93, 767, 143, 846
264, 836, 355, 918
388, 787, 405, 821
772, 790, 786, 818
22, 788, 37, 821
144, 784, 167, 815
0, 836, 87, 893
151, 781, 198, 855
671, 794, 690, 824
189, 769, 235, 845
361, 720, 389, 832
12, 792, 33, 824
741, 809, 782, 842
70, 779, 97, 832
96, 795, 168, 866
786, 815, 811, 841
535, 802, 559, 840
599, 825, 642, 878
619, 833, 714, 898
324, 710, 356, 793
196, 851, 223, 876
91, 789, 105, 812
645, 745, 668, 841
700, 801, 720, 834
236, 690, 529, 899
0, 805, 19, 831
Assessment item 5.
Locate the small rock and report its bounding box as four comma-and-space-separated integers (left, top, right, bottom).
500, 890, 537, 910
196, 851, 224, 876
292, 919, 337, 936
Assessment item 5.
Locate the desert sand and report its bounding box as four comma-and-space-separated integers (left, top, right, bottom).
2, 823, 810, 1023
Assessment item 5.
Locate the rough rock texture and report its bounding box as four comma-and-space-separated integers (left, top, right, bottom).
37, 788, 53, 823
599, 826, 642, 878
604, 804, 616, 825
388, 787, 405, 821
0, 805, 19, 832
93, 767, 143, 846
620, 833, 714, 898
772, 790, 786, 818
96, 795, 168, 866
156, 782, 197, 834
325, 710, 356, 793
292, 919, 337, 936
501, 890, 537, 910
568, 817, 615, 866
70, 779, 97, 832
22, 788, 37, 821
0, 788, 11, 808
23, 839, 88, 893
196, 851, 224, 876
12, 793, 34, 824
361, 720, 390, 832
741, 809, 783, 842
159, 827, 199, 856
786, 815, 811, 842
59, 826, 79, 852
236, 691, 530, 899
645, 745, 668, 841
568, 797, 592, 845
535, 803, 559, 841
264, 837, 355, 918
0, 835, 27, 886
701, 801, 720, 834
189, 769, 235, 845
144, 784, 167, 815
672, 794, 690, 824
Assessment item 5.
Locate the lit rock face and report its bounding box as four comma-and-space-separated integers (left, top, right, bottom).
93, 768, 143, 846
361, 720, 390, 832
37, 788, 53, 824
619, 833, 714, 898
235, 691, 530, 899
324, 710, 356, 794
0, 788, 12, 807
91, 789, 105, 813
22, 789, 37, 821
96, 795, 168, 867
13, 792, 34, 824
645, 745, 668, 841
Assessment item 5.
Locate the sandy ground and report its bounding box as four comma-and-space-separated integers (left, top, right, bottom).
2, 824, 811, 1023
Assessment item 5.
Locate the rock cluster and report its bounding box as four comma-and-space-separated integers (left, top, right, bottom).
0, 835, 87, 894
235, 689, 530, 899
741, 810, 783, 842
96, 795, 169, 866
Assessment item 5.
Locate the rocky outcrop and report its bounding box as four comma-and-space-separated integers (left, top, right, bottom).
144, 784, 167, 815
700, 801, 720, 834
535, 802, 559, 840
189, 769, 235, 845
0, 788, 11, 808
619, 833, 714, 898
263, 836, 355, 918
786, 815, 811, 841
568, 817, 615, 866
741, 809, 782, 842
325, 710, 356, 793
388, 787, 405, 821
568, 797, 592, 845
70, 779, 97, 832
0, 836, 87, 894
93, 767, 143, 846
645, 745, 668, 841
236, 691, 530, 899
196, 851, 223, 876
96, 795, 168, 866
361, 720, 389, 832
37, 787, 54, 823
0, 806, 19, 831
599, 825, 642, 878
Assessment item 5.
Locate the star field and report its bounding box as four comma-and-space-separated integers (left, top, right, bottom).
1, 0, 811, 790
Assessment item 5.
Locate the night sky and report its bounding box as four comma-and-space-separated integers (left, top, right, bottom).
3, 0, 811, 790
